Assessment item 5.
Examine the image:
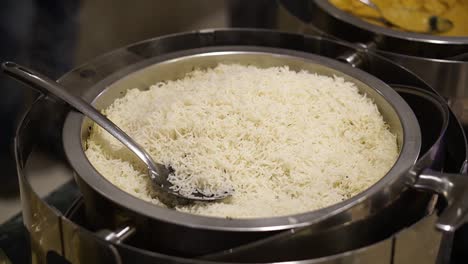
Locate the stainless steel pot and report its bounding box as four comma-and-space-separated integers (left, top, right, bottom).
11, 29, 468, 263
54, 44, 468, 256
278, 0, 468, 125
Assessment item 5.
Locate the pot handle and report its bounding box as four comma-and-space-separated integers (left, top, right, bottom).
96, 225, 136, 244
336, 41, 378, 67
414, 163, 468, 232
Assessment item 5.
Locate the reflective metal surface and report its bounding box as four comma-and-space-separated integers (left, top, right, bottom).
379, 51, 468, 127
13, 29, 468, 263
60, 29, 466, 255
278, 1, 468, 126
14, 99, 64, 264
63, 46, 419, 229
393, 213, 443, 264
61, 43, 426, 254
310, 1, 468, 57
415, 169, 468, 232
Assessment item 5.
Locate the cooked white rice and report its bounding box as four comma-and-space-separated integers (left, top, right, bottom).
85, 64, 398, 218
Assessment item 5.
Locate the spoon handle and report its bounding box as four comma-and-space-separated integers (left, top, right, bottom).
1, 61, 159, 174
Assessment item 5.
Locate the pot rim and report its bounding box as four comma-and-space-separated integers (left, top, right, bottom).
315, 0, 468, 45
62, 45, 421, 232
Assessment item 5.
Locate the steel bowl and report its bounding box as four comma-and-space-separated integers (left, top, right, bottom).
60, 44, 468, 256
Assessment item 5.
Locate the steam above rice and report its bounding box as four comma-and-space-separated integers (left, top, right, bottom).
85, 64, 398, 218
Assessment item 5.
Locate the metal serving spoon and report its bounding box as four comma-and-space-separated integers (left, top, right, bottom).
1, 62, 232, 203
357, 0, 453, 33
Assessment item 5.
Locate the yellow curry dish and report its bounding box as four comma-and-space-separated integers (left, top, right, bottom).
329, 0, 468, 36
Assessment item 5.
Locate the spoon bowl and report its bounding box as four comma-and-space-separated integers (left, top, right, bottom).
1, 61, 233, 203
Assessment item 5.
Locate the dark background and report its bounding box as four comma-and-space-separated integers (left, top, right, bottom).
0, 0, 278, 198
